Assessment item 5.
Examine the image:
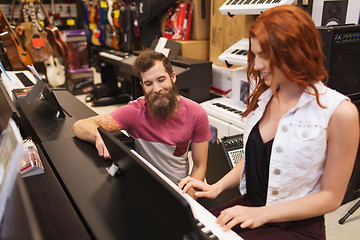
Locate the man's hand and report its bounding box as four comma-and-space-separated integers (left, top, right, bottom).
94, 132, 111, 159
178, 176, 220, 199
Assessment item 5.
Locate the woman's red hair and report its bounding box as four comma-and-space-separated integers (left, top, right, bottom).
243, 5, 328, 117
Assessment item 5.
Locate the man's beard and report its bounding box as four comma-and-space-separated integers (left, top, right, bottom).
146, 87, 178, 119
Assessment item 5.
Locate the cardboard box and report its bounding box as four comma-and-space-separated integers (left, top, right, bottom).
211, 64, 249, 103
66, 68, 94, 95
190, 0, 210, 40
177, 40, 209, 61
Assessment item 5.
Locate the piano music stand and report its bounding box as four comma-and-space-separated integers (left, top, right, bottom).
99, 127, 210, 239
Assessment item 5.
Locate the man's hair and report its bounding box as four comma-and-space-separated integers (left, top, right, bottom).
133, 50, 174, 81
243, 5, 328, 116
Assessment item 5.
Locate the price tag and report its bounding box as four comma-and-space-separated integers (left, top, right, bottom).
32, 38, 45, 48
67, 18, 75, 26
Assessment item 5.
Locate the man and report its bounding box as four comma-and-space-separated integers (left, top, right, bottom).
72, 50, 211, 198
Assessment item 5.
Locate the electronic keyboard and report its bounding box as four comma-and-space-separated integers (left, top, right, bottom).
219, 0, 295, 15
218, 38, 249, 67
201, 97, 247, 130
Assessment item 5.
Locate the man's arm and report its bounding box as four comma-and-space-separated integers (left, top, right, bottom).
72, 115, 121, 158
187, 141, 208, 198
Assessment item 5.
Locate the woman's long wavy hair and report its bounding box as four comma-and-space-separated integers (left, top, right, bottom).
243, 5, 328, 117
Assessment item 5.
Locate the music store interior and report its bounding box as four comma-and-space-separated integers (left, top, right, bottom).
0, 0, 359, 239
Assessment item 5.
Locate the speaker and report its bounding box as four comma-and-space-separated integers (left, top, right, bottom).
317, 24, 360, 100
321, 1, 348, 26
312, 0, 360, 26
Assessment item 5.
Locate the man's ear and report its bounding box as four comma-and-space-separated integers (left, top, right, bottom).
171, 72, 176, 83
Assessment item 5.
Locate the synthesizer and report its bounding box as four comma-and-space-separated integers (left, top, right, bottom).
218, 38, 249, 67
219, 0, 295, 15
201, 97, 247, 138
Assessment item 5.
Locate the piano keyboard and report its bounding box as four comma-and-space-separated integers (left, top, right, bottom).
201, 97, 247, 130
218, 38, 249, 67
130, 150, 244, 240
219, 0, 295, 15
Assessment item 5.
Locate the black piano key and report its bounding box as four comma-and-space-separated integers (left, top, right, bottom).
231, 49, 240, 54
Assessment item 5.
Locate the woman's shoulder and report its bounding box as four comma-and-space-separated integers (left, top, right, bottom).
332, 99, 359, 123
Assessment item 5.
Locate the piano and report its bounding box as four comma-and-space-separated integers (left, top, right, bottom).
201, 97, 247, 138
98, 49, 212, 103
219, 0, 296, 15
218, 38, 249, 67
100, 125, 245, 240
130, 149, 244, 240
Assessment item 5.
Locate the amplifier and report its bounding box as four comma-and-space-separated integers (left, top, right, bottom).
317, 24, 360, 100
220, 134, 244, 169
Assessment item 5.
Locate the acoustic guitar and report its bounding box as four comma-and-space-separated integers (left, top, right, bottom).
24, 1, 53, 62
15, 2, 30, 43
0, 8, 34, 70
38, 0, 67, 57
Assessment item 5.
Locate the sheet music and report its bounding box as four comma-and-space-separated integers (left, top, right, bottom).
154, 37, 171, 57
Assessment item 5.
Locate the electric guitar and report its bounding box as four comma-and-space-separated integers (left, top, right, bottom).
44, 55, 65, 87
0, 8, 34, 70
107, 0, 121, 49
24, 0, 53, 62
88, 0, 102, 46
38, 0, 67, 57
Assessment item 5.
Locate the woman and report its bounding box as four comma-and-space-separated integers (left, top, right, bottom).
179, 5, 359, 240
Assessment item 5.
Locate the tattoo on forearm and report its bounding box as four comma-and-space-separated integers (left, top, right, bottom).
94, 115, 120, 132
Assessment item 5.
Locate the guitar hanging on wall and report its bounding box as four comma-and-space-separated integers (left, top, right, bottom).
0, 8, 34, 70
44, 55, 66, 87
37, 0, 67, 57
110, 0, 122, 50
24, 0, 53, 62
88, 0, 103, 46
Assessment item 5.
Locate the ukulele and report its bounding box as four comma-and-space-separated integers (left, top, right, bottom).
38, 0, 67, 57
24, 0, 53, 62
0, 8, 34, 70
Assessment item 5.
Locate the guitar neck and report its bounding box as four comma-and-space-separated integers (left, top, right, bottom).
0, 8, 24, 47
38, 0, 55, 28
28, 2, 40, 34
